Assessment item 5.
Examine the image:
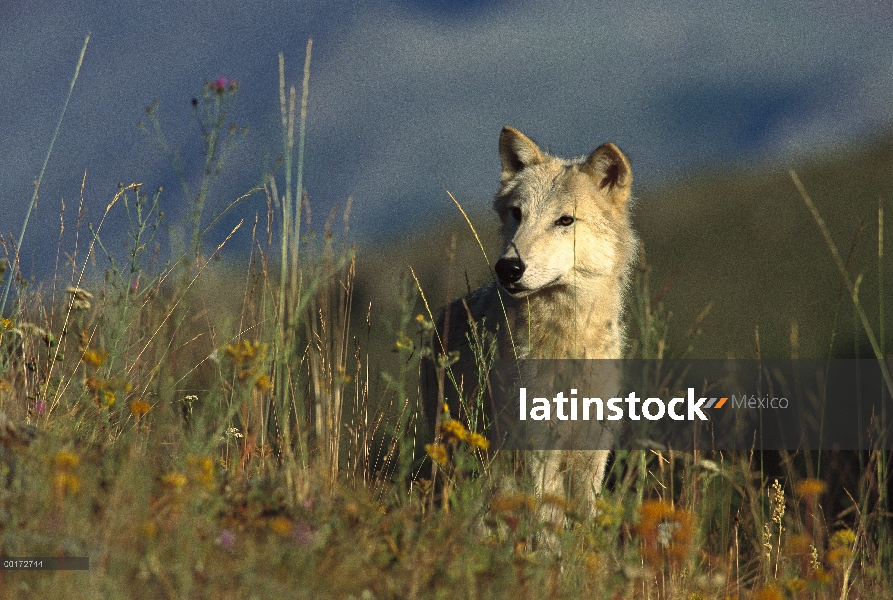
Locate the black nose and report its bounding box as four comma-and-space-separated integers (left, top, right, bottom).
495, 257, 525, 285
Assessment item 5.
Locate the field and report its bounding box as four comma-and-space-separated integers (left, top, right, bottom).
0, 45, 891, 599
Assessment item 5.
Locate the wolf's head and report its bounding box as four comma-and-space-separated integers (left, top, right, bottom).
492, 126, 635, 298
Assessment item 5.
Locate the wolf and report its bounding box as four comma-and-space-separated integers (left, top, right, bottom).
424, 126, 637, 513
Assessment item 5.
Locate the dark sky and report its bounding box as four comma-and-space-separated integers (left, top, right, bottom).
3, 1, 893, 281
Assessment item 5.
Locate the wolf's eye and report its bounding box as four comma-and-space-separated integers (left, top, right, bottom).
511, 207, 522, 221
557, 215, 575, 226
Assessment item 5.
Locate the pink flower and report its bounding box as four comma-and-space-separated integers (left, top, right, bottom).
218, 528, 235, 550
34, 400, 47, 414
208, 77, 237, 95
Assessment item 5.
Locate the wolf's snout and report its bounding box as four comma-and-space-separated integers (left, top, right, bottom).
495, 257, 525, 286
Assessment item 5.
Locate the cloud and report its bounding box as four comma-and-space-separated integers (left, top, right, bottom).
2, 0, 893, 278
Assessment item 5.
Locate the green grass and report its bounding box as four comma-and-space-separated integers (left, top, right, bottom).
0, 45, 891, 599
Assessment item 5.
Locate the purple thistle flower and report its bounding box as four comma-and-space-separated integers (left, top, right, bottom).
218, 528, 235, 550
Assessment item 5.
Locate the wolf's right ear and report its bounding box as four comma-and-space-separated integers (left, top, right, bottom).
499, 126, 545, 181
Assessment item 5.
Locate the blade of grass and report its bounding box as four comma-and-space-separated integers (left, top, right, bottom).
1, 33, 90, 316
790, 171, 893, 399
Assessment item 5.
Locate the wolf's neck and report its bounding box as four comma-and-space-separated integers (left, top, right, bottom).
510, 275, 625, 360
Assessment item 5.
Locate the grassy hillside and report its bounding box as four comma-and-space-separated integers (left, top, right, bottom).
358, 136, 893, 360
1, 59, 891, 598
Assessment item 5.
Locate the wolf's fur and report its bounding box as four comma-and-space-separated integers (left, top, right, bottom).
425, 126, 637, 511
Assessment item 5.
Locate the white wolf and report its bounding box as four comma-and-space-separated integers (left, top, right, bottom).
425, 126, 637, 512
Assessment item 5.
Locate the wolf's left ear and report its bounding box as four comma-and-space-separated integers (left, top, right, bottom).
582, 143, 632, 199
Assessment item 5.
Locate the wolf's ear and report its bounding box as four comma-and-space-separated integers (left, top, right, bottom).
582, 143, 632, 198
499, 126, 545, 181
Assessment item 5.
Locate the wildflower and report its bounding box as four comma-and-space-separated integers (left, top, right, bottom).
33, 399, 47, 414
129, 400, 151, 416
440, 419, 470, 443
812, 567, 831, 585
54, 450, 80, 469
254, 373, 272, 391
187, 455, 215, 489
466, 432, 490, 451
637, 500, 695, 565
224, 340, 267, 365
753, 584, 783, 600
424, 442, 448, 466
830, 528, 856, 548
81, 348, 108, 368
415, 314, 434, 332
162, 471, 188, 490
795, 478, 827, 499
218, 528, 235, 550
395, 333, 413, 351
293, 522, 316, 546
825, 545, 853, 568
269, 516, 293, 536
0, 318, 12, 330
101, 389, 116, 408
52, 450, 81, 497
142, 521, 158, 538
594, 497, 622, 528
53, 472, 81, 496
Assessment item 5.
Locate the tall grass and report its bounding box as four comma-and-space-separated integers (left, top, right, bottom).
0, 44, 890, 600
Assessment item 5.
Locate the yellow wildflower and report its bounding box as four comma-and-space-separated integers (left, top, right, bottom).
812, 567, 831, 585
269, 516, 293, 536
637, 500, 695, 565
830, 528, 856, 548
467, 432, 490, 450
102, 389, 116, 408
254, 372, 272, 391
795, 478, 827, 499
187, 455, 215, 489
424, 442, 448, 466
753, 585, 783, 600
53, 472, 81, 496
395, 333, 413, 351
129, 400, 151, 416
81, 348, 108, 368
142, 521, 158, 538
162, 471, 188, 489
54, 450, 80, 469
440, 419, 470, 442
224, 340, 268, 365
826, 546, 852, 568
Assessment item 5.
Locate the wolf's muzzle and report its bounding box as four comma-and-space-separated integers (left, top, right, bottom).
495, 257, 525, 286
